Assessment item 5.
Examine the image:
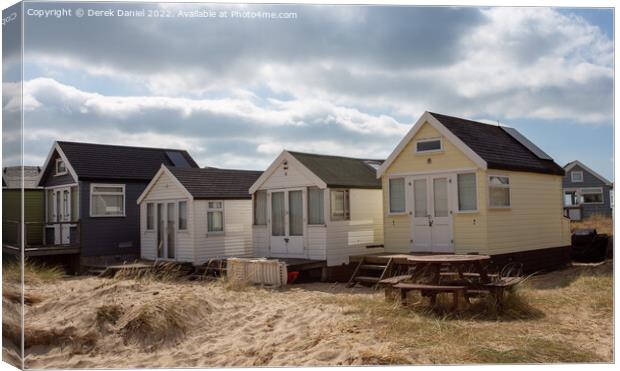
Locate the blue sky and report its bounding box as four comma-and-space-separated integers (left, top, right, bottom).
4, 3, 613, 180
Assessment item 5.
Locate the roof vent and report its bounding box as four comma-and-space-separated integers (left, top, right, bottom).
501, 127, 553, 160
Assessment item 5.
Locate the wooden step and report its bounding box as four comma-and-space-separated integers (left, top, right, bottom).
354, 276, 381, 283
360, 264, 387, 271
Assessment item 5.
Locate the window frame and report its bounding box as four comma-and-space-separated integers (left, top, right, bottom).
571, 171, 584, 183
388, 177, 407, 215
146, 202, 155, 230
253, 190, 268, 226
330, 189, 350, 221
415, 137, 443, 154
55, 158, 68, 176
178, 200, 188, 231
581, 187, 604, 205
89, 183, 126, 217
307, 187, 325, 225
206, 200, 225, 234
488, 175, 511, 209
456, 172, 479, 213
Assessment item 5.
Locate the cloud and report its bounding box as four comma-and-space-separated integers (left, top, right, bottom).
17, 77, 409, 168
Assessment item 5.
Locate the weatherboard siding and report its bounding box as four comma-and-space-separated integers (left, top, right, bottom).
258, 154, 319, 190
382, 122, 487, 253
325, 188, 384, 266
381, 120, 568, 256
485, 171, 569, 254
252, 225, 269, 257
79, 180, 144, 257
193, 199, 254, 264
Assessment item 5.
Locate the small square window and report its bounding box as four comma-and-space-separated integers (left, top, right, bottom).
571, 171, 583, 183
55, 159, 67, 176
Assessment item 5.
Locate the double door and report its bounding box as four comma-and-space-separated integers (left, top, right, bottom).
50, 187, 72, 245
410, 174, 454, 253
156, 202, 176, 260
269, 189, 305, 257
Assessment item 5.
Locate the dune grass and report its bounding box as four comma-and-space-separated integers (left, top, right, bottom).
2, 258, 64, 285
321, 262, 613, 364
571, 214, 613, 236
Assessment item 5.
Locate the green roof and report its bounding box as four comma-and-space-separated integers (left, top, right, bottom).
288, 151, 383, 189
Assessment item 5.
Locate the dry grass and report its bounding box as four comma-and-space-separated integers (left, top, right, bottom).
571, 214, 613, 236
2, 259, 64, 285
321, 262, 613, 364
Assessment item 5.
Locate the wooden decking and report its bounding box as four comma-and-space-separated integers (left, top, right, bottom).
2, 243, 80, 256
349, 252, 428, 265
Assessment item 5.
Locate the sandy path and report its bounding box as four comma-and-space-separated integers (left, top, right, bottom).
23, 278, 407, 368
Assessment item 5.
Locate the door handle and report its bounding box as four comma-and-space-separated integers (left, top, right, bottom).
284, 238, 289, 243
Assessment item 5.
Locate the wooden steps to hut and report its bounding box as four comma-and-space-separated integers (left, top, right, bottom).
347, 257, 394, 288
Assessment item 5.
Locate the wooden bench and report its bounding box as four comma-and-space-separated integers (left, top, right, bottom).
483, 276, 524, 305
378, 275, 412, 300
393, 283, 468, 310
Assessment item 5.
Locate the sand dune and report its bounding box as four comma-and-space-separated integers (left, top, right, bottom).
22, 278, 408, 368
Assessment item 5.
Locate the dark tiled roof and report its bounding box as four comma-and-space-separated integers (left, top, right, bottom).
289, 151, 383, 189
57, 141, 199, 181
167, 167, 263, 199
428, 112, 565, 176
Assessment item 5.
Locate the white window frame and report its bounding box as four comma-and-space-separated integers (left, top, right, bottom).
89, 183, 126, 217
253, 190, 268, 226
488, 175, 511, 209
177, 200, 188, 231
456, 172, 479, 213
55, 158, 68, 176
415, 137, 443, 154
146, 202, 155, 231
307, 187, 325, 225
330, 189, 350, 221
207, 200, 225, 234
388, 177, 407, 215
571, 171, 584, 183
581, 187, 604, 205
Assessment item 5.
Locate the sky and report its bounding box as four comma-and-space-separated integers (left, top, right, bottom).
3, 2, 614, 180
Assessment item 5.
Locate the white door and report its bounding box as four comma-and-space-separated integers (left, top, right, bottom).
411, 177, 432, 252
52, 188, 71, 244
410, 175, 454, 253
156, 202, 176, 260
269, 189, 305, 257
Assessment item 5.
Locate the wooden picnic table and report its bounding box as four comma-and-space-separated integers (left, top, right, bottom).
406, 254, 492, 285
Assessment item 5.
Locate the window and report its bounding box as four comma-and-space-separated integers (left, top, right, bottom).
308, 187, 324, 224
330, 189, 350, 221
488, 176, 510, 208
90, 184, 125, 217
388, 178, 405, 213
178, 201, 188, 230
254, 190, 267, 225
146, 203, 155, 230
564, 191, 579, 207
415, 138, 442, 153
582, 188, 603, 204
55, 159, 67, 176
207, 201, 224, 233
457, 173, 477, 211
571, 171, 584, 183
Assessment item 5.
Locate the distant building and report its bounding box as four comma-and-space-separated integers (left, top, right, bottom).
563, 160, 613, 221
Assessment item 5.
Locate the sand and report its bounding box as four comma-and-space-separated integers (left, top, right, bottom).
20, 278, 406, 368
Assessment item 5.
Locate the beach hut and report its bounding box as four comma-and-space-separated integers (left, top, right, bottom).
33, 141, 199, 267
249, 151, 385, 268
562, 160, 613, 221
137, 165, 262, 264
2, 166, 44, 248
376, 111, 571, 271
